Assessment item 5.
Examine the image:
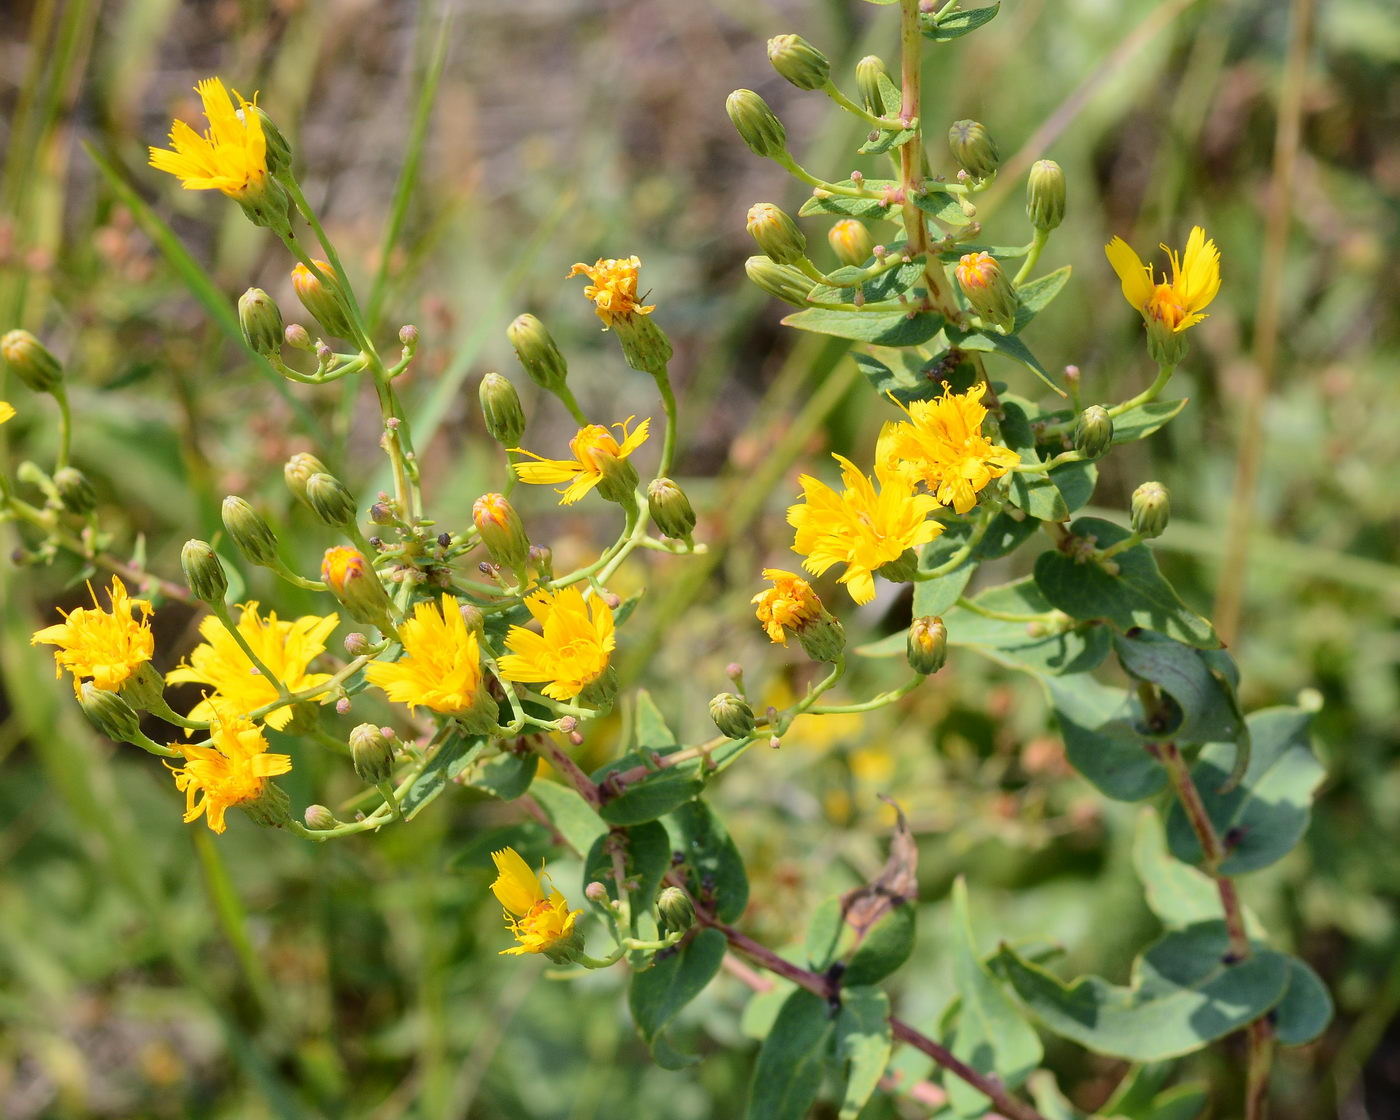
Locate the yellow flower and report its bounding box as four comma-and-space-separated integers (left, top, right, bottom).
490, 847, 582, 957
1104, 226, 1221, 333
512, 417, 650, 506
497, 586, 615, 701
148, 78, 268, 200
0, 401, 13, 425
32, 576, 155, 697
788, 453, 943, 605
364, 594, 488, 717
878, 383, 1021, 514
567, 256, 655, 325
165, 603, 339, 730
751, 568, 824, 645
167, 714, 291, 834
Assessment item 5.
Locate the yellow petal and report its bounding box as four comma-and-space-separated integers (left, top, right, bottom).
490, 847, 543, 916
513, 458, 582, 486
1104, 237, 1153, 312
0, 401, 13, 425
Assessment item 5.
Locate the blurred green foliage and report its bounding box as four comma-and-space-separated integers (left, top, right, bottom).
0, 0, 1396, 1116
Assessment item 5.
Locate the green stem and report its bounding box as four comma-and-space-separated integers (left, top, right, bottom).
52, 385, 72, 470
809, 675, 922, 715
210, 601, 287, 697
821, 80, 911, 131
650, 364, 679, 478
1097, 531, 1142, 561
378, 778, 406, 823
1012, 228, 1049, 286
954, 596, 1054, 624
776, 153, 883, 198
552, 381, 589, 426
246, 655, 372, 723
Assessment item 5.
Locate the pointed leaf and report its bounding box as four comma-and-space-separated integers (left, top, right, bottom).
629, 927, 727, 1068
922, 1, 1001, 40
1046, 675, 1165, 801
468, 749, 538, 801
746, 988, 836, 1120
783, 306, 946, 346
1132, 808, 1263, 935
582, 821, 671, 914
809, 257, 926, 304
594, 748, 704, 826
836, 986, 892, 1120
530, 779, 607, 856
1114, 631, 1248, 746
944, 324, 1065, 396
799, 179, 899, 219
401, 733, 485, 818
1112, 398, 1189, 444
664, 800, 749, 923
634, 688, 677, 748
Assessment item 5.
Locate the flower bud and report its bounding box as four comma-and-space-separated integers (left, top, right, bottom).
54, 467, 96, 515
303, 804, 337, 831
180, 539, 228, 604
238, 287, 284, 358
955, 251, 1019, 333
828, 219, 874, 267
250, 105, 292, 176
726, 89, 787, 160
322, 546, 396, 632
745, 256, 811, 307
1026, 159, 1066, 232
709, 692, 756, 740
855, 55, 890, 115
584, 881, 609, 904
284, 451, 330, 508
473, 493, 530, 574
746, 203, 807, 266
907, 616, 947, 676
1131, 481, 1170, 540
284, 323, 313, 351
798, 613, 846, 664
767, 33, 830, 91
646, 477, 696, 540
291, 259, 356, 341
657, 885, 697, 932
305, 472, 359, 528
1, 329, 63, 394
586, 444, 640, 506
79, 681, 144, 744
1073, 405, 1114, 461
350, 722, 395, 786
948, 119, 1000, 180
222, 495, 280, 567
507, 313, 569, 394
478, 372, 526, 447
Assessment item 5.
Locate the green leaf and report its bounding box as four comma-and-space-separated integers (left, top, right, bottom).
1002, 400, 1070, 522
913, 540, 975, 617
1033, 518, 1220, 648
799, 179, 899, 219
936, 241, 1031, 263
634, 688, 677, 748
1050, 460, 1097, 513
944, 323, 1064, 396
1015, 265, 1072, 324
468, 749, 538, 801
1146, 1085, 1210, 1120
1132, 808, 1264, 935
946, 879, 1043, 1116
1112, 399, 1189, 444
913, 188, 973, 227
922, 1, 1001, 41
582, 820, 671, 913
993, 922, 1291, 1061
746, 988, 836, 1120
951, 577, 1113, 677
629, 927, 727, 1068
593, 749, 704, 826
1026, 1071, 1090, 1120
1166, 708, 1324, 875
1271, 956, 1333, 1046
782, 307, 946, 346
1102, 1066, 1209, 1120
664, 800, 749, 923
847, 905, 915, 986
1045, 675, 1165, 801
809, 257, 926, 304
401, 733, 485, 818
860, 123, 918, 155
529, 780, 607, 856
1114, 632, 1248, 746
836, 987, 891, 1120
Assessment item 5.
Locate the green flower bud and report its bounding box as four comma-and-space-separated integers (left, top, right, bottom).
248, 105, 292, 177
646, 477, 696, 540
948, 119, 1000, 180
291, 259, 356, 341
709, 692, 756, 740
54, 467, 96, 514
222, 495, 280, 567
350, 723, 395, 786
798, 611, 846, 664
1146, 320, 1190, 367
746, 202, 807, 266
507, 313, 569, 394
855, 55, 891, 115
613, 313, 674, 374
877, 548, 919, 585
657, 885, 697, 933
238, 287, 284, 358
284, 451, 330, 508
305, 471, 358, 528
1, 329, 63, 393
954, 251, 1019, 333
906, 616, 947, 676
181, 539, 228, 604
284, 323, 313, 351
473, 493, 530, 574
744, 256, 811, 307
303, 804, 338, 831
478, 372, 526, 447
79, 681, 144, 744
1026, 159, 1066, 232
1073, 405, 1114, 461
1131, 481, 1170, 540
767, 33, 830, 91
239, 781, 292, 830
828, 219, 874, 268
726, 89, 787, 160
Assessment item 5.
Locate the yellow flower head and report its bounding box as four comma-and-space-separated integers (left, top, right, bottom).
788, 453, 943, 605
321, 546, 368, 595
364, 594, 486, 716
148, 78, 268, 200
512, 417, 650, 506
954, 251, 999, 291
1105, 226, 1221, 333
0, 401, 13, 425
497, 586, 615, 701
165, 603, 338, 731
751, 568, 824, 645
490, 847, 582, 957
567, 256, 655, 325
167, 714, 291, 834
878, 383, 1021, 514
32, 576, 155, 697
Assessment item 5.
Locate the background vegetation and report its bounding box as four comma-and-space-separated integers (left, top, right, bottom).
1, 0, 1396, 1116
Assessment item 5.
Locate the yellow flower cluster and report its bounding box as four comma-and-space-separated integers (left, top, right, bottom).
148, 78, 268, 201
1105, 226, 1220, 335
166, 714, 291, 834
567, 257, 655, 326
513, 417, 650, 506
32, 577, 155, 697
490, 847, 582, 958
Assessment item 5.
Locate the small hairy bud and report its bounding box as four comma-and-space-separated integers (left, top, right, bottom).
828, 219, 875, 267
478, 372, 526, 447
473, 493, 530, 574
54, 467, 97, 515
948, 119, 1000, 180
746, 203, 807, 266
79, 681, 143, 744
955, 251, 1018, 333
726, 89, 787, 159
507, 313, 568, 393
855, 55, 891, 115
767, 33, 830, 91
646, 477, 697, 540
1026, 159, 1066, 232
745, 256, 811, 307
284, 451, 330, 507
305, 472, 359, 528
709, 692, 757, 740
907, 616, 948, 676
1074, 406, 1114, 461
657, 886, 697, 932
303, 804, 337, 831
1131, 481, 1170, 540
350, 723, 395, 786
290, 259, 356, 341
238, 287, 284, 358
222, 495, 280, 567
1, 329, 63, 393
180, 539, 228, 604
